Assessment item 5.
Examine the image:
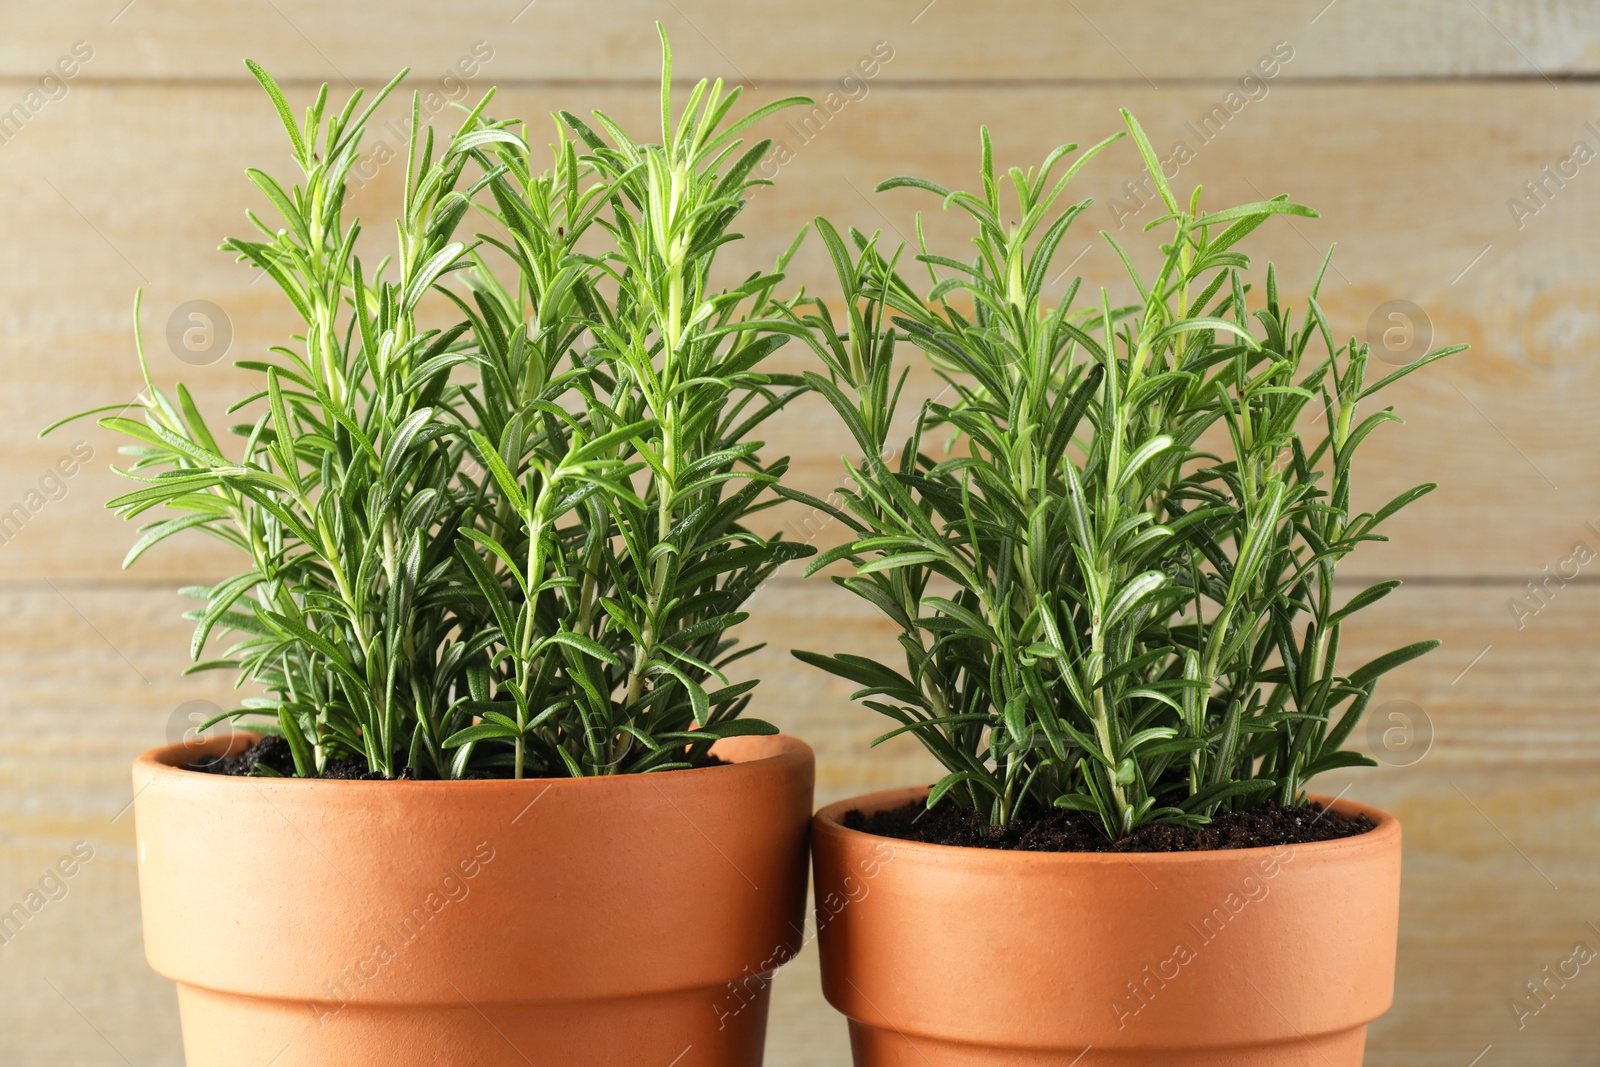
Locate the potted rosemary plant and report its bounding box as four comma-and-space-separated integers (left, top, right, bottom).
788, 112, 1460, 1064
56, 34, 815, 1065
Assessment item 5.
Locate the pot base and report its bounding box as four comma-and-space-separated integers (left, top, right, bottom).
177, 981, 773, 1067
849, 1022, 1367, 1066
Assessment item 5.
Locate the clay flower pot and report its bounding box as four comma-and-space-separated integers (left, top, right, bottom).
812, 787, 1401, 1066
132, 732, 813, 1066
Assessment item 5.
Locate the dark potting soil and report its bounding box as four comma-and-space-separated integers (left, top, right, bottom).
185, 735, 392, 779
845, 798, 1375, 853
185, 734, 727, 779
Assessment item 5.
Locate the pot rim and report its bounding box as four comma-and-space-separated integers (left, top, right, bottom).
814, 785, 1398, 864
137, 730, 811, 791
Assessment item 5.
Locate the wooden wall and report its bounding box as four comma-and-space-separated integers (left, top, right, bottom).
2, 2, 1597, 1063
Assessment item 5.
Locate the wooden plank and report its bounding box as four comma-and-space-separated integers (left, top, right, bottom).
1, 80, 1594, 584
0, 583, 214, 1066
0, 582, 1595, 1064
1, 0, 1596, 85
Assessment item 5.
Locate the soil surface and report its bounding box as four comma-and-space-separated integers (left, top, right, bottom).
845, 798, 1375, 853
185, 735, 727, 779
186, 736, 394, 779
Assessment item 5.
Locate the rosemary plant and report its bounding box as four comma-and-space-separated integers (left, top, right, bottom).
51, 34, 813, 779
440, 30, 815, 777
46, 64, 488, 779
790, 111, 1460, 836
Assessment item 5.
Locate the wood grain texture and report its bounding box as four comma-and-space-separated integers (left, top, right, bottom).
1, 0, 1597, 84
0, 4, 1594, 1065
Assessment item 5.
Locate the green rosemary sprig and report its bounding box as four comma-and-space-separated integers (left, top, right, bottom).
444, 26, 815, 776
61, 64, 486, 779
52, 32, 815, 779
791, 110, 1460, 836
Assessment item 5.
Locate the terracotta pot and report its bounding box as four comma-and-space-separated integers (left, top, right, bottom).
133, 732, 813, 1067
812, 787, 1401, 1066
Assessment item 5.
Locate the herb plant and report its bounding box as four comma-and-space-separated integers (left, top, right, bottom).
50, 31, 812, 780
789, 111, 1460, 836
443, 32, 814, 778
47, 65, 486, 780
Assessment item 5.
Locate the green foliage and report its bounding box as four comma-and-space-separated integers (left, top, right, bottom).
442, 28, 815, 777
51, 30, 812, 779
789, 111, 1460, 837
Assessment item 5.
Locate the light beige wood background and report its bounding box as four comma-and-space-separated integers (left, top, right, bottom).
1, 2, 1597, 1064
